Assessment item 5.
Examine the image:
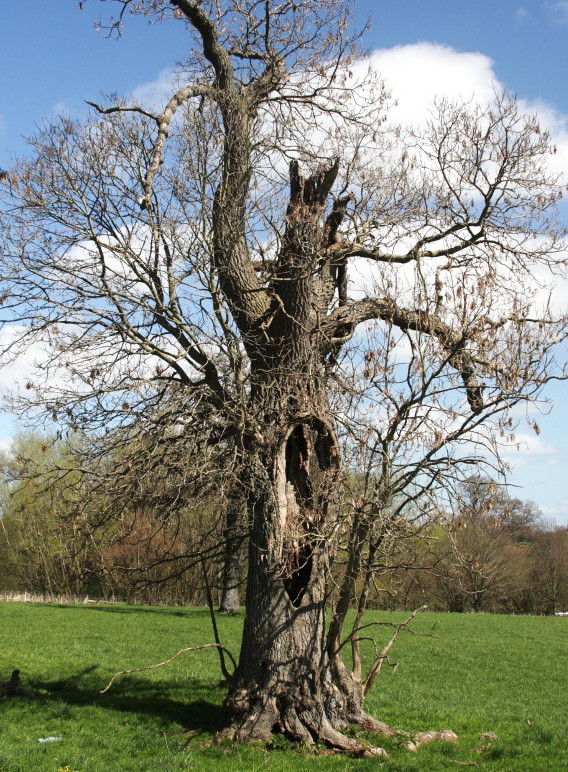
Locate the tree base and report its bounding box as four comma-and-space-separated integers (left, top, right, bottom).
218, 682, 456, 757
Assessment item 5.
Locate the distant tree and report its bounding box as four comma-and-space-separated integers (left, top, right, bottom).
532, 524, 568, 615
0, 427, 236, 604
434, 479, 541, 612
1, 0, 567, 751
0, 433, 101, 596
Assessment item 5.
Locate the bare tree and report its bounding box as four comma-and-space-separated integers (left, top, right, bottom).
532, 524, 568, 615
1, 0, 567, 752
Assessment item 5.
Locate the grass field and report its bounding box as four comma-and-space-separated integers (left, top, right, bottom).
0, 602, 566, 771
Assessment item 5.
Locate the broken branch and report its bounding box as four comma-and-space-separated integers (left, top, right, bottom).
100, 643, 237, 694
363, 605, 427, 696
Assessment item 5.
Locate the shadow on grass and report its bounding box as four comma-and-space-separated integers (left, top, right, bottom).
34, 603, 205, 618
28, 665, 224, 734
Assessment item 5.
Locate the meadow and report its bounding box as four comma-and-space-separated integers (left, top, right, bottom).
0, 602, 566, 771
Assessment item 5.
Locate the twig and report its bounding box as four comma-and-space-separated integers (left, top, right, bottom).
100, 643, 237, 694
448, 762, 478, 767
201, 553, 233, 682
333, 613, 437, 659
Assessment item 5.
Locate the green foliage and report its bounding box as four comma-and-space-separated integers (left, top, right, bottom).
0, 433, 101, 596
2, 437, 566, 616
0, 431, 231, 605
0, 603, 566, 771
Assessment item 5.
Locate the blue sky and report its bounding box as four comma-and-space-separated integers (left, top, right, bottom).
1, 1, 568, 524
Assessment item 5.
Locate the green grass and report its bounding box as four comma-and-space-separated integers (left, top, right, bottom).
0, 603, 566, 771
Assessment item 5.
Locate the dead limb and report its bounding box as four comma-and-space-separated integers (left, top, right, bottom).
363, 605, 428, 696
100, 643, 237, 694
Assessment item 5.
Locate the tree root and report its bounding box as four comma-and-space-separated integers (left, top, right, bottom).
218, 687, 388, 756
406, 730, 458, 751
349, 711, 457, 753
99, 641, 456, 759
302, 711, 388, 757
220, 689, 456, 758
350, 710, 409, 738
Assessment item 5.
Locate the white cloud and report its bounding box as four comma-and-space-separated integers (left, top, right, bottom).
501, 432, 560, 465
540, 501, 568, 527
518, 97, 568, 177
0, 326, 48, 393
132, 68, 176, 110
369, 44, 498, 128
125, 45, 568, 185
541, 502, 568, 521
362, 44, 568, 181
515, 7, 529, 21
547, 1, 568, 24
0, 436, 13, 453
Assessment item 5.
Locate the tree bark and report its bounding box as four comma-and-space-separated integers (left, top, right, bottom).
218, 500, 244, 614
220, 412, 363, 747
216, 366, 389, 750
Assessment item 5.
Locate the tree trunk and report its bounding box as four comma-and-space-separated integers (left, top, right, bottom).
218, 502, 244, 614
217, 402, 393, 752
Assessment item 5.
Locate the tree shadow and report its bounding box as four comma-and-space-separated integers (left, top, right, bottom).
35, 604, 197, 618
27, 664, 224, 734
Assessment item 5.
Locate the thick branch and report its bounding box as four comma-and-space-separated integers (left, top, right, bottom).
170, 0, 234, 89
89, 84, 214, 209
324, 299, 484, 413
338, 226, 486, 264
263, 161, 341, 347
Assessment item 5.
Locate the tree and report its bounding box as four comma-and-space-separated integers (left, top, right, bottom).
447, 480, 537, 611
0, 432, 102, 596
1, 0, 567, 752
0, 427, 238, 605
83, 407, 244, 605
532, 524, 568, 615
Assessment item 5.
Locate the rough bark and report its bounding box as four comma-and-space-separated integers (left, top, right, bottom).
219, 410, 363, 747
218, 500, 244, 614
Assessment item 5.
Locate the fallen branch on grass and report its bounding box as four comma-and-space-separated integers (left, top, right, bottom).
100, 643, 237, 694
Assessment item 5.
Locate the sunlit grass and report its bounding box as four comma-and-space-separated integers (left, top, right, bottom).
0, 603, 566, 771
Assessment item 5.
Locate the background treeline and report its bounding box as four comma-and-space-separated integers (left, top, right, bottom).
0, 432, 566, 614
0, 431, 228, 606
